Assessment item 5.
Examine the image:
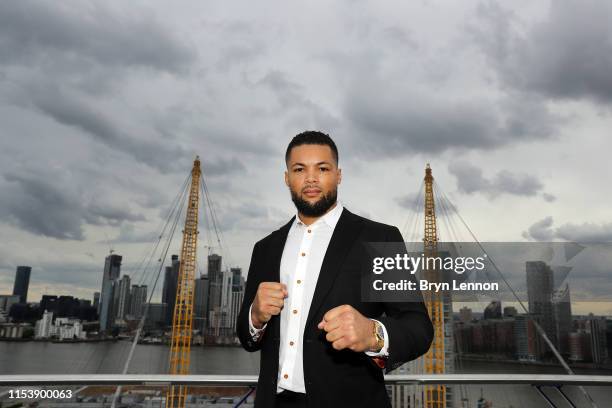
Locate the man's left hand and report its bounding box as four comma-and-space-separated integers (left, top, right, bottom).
317, 304, 377, 352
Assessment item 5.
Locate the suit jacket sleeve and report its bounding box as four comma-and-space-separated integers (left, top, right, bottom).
236, 240, 266, 352
376, 226, 434, 373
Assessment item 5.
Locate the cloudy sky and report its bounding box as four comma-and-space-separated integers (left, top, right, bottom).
0, 0, 611, 313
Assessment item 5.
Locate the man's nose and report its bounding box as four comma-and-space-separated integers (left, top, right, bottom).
305, 168, 318, 183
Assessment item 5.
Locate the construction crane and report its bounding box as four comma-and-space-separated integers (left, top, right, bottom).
422, 164, 447, 408
166, 156, 202, 408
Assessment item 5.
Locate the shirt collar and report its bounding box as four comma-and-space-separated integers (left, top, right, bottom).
295, 201, 344, 229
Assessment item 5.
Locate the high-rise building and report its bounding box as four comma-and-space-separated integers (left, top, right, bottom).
231, 267, 242, 292
93, 292, 100, 310
114, 275, 131, 321
144, 302, 166, 329
162, 255, 180, 326
514, 315, 539, 361
129, 285, 147, 319
229, 289, 244, 337
194, 275, 209, 332
228, 268, 244, 337
503, 306, 517, 317
587, 315, 608, 364
483, 301, 502, 320
99, 254, 122, 333
459, 306, 473, 323
207, 254, 223, 314
40, 295, 58, 313
553, 283, 572, 355
35, 310, 54, 339
13, 266, 31, 303
526, 261, 557, 352
569, 331, 591, 362
57, 296, 80, 317
221, 270, 233, 309
0, 295, 20, 312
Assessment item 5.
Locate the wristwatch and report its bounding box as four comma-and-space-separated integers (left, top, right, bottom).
371, 320, 385, 352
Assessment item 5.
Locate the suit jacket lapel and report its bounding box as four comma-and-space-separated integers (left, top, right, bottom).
305, 208, 364, 330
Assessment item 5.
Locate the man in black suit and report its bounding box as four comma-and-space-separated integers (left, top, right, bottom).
237, 131, 433, 408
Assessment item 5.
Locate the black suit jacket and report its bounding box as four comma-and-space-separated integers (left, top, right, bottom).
237, 208, 434, 408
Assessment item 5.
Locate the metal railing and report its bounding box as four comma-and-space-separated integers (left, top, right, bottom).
1, 374, 612, 407
1, 374, 612, 386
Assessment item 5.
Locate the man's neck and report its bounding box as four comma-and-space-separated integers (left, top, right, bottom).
297, 201, 338, 226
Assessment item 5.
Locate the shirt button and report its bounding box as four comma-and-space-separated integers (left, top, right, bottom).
297, 280, 301, 284
290, 341, 294, 346
301, 252, 306, 256
283, 374, 289, 379
307, 229, 312, 233
293, 309, 298, 314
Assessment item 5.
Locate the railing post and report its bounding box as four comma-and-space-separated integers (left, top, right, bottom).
555, 385, 578, 408
233, 386, 255, 408
533, 385, 558, 408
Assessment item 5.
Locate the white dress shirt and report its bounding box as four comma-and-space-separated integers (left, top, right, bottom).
249, 202, 388, 393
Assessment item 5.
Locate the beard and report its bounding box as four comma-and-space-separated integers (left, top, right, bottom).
290, 187, 338, 217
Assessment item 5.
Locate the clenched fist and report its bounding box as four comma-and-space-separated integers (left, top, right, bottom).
317, 304, 377, 352
251, 282, 288, 328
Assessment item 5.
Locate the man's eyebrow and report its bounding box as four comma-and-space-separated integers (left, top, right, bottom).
291, 161, 332, 167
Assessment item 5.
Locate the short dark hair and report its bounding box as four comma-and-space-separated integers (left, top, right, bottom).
285, 131, 339, 165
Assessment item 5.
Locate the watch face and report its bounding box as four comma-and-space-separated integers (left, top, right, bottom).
376, 324, 384, 338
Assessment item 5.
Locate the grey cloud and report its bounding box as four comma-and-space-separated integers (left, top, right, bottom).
493, 170, 543, 196
113, 224, 161, 244
381, 26, 418, 50
522, 216, 555, 241
523, 217, 612, 242
330, 9, 561, 159
213, 201, 291, 234
0, 170, 146, 240
1, 172, 86, 240
345, 87, 499, 155
207, 131, 279, 158
194, 19, 269, 72
556, 222, 612, 243
394, 192, 422, 211
449, 161, 550, 199
85, 203, 146, 227
343, 82, 559, 157
258, 71, 301, 103
24, 85, 188, 172
447, 162, 489, 194
470, 0, 612, 103
201, 157, 247, 177
149, 105, 279, 159
0, 1, 194, 72
257, 70, 340, 131
216, 44, 265, 72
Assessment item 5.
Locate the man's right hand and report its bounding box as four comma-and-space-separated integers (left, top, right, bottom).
251, 282, 288, 329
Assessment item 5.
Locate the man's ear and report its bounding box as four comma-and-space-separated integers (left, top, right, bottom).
284, 170, 289, 187
337, 168, 342, 185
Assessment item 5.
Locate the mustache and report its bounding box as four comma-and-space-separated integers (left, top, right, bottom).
301, 185, 321, 192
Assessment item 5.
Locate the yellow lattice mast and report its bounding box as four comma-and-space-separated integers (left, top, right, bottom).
423, 164, 446, 408
166, 156, 201, 408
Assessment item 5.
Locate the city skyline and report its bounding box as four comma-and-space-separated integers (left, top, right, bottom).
1, 1, 611, 313
3, 255, 609, 368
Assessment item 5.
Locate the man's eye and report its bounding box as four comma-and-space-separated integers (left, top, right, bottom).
294, 168, 303, 172
320, 167, 329, 172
